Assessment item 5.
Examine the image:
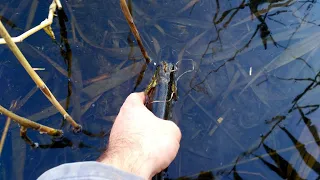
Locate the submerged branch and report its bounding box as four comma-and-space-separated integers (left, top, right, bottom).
0, 105, 63, 136
120, 0, 151, 63
0, 101, 17, 156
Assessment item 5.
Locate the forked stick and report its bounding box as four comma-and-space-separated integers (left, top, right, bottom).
0, 0, 57, 44
0, 21, 81, 131
120, 0, 151, 63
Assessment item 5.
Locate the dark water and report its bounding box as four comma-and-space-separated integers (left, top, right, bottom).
1, 0, 320, 179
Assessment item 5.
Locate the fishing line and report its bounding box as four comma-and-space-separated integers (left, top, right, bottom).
174, 59, 195, 84
151, 92, 175, 103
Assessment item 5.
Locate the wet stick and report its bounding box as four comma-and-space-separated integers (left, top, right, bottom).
0, 101, 17, 156
0, 21, 81, 130
120, 0, 151, 63
0, 116, 11, 156
144, 62, 177, 180
0, 105, 63, 136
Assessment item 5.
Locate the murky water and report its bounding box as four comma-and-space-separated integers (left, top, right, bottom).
1, 0, 320, 179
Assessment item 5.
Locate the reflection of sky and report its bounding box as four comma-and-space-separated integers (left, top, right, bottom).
1, 0, 320, 179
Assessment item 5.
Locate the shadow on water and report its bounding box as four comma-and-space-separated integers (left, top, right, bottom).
1, 0, 320, 179
57, 8, 73, 128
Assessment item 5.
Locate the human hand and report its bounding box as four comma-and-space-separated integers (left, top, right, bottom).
98, 92, 181, 179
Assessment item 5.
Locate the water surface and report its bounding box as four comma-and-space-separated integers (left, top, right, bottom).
1, 0, 320, 179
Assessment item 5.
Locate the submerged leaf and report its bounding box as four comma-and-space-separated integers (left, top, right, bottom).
161, 17, 213, 29
262, 143, 302, 179
200, 27, 315, 64
298, 108, 320, 147
177, 0, 200, 14
28, 61, 144, 121
280, 126, 320, 175
256, 153, 287, 179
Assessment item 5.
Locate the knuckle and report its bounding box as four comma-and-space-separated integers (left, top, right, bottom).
127, 93, 139, 100
126, 93, 141, 104
166, 121, 182, 139
120, 93, 145, 112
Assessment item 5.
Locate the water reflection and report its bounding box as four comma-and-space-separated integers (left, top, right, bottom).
1, 0, 320, 179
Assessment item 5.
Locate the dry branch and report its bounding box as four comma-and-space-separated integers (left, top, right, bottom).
54, 0, 63, 10
0, 101, 17, 156
0, 117, 11, 155
0, 0, 57, 44
0, 20, 81, 130
0, 105, 63, 136
120, 0, 151, 63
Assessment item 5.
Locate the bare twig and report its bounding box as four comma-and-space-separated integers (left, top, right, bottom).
54, 0, 63, 10
120, 0, 151, 63
20, 126, 37, 147
0, 117, 11, 155
0, 0, 57, 44
0, 20, 81, 130
0, 105, 63, 136
0, 101, 17, 156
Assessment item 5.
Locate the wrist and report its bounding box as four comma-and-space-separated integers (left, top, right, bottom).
98, 137, 155, 179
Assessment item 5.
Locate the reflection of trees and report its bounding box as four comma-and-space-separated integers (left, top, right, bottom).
213, 0, 294, 49
280, 126, 320, 175
223, 70, 320, 179
191, 0, 317, 92
183, 62, 320, 179
179, 1, 320, 178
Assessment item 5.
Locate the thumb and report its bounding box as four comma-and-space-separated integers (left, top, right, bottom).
123, 92, 146, 107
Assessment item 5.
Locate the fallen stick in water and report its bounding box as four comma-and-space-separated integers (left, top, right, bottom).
0, 104, 63, 137
144, 61, 178, 180
120, 0, 151, 63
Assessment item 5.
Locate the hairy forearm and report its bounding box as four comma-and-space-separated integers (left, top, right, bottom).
98, 135, 154, 180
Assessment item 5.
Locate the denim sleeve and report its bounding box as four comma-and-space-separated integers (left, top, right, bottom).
37, 161, 144, 180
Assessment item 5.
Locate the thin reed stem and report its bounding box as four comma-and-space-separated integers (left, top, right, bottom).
120, 0, 151, 63
0, 105, 63, 136
0, 21, 81, 130
0, 116, 11, 156
0, 101, 17, 156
